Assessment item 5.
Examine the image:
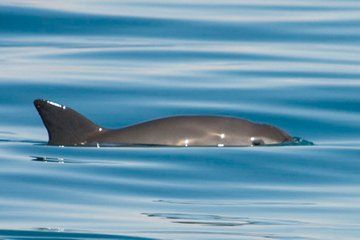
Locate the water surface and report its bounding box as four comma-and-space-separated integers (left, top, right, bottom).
0, 1, 359, 239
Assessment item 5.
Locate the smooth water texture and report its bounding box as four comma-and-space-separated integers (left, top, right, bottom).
0, 1, 360, 239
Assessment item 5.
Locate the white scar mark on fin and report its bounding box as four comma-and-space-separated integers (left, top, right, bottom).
47, 100, 66, 109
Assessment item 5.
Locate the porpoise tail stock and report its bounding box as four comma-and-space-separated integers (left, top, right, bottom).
34, 99, 309, 147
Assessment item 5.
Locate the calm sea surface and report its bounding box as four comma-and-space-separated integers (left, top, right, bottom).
0, 1, 360, 239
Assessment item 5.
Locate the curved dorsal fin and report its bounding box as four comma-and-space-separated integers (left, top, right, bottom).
34, 99, 103, 146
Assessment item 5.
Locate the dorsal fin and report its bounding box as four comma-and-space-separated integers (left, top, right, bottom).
34, 99, 104, 146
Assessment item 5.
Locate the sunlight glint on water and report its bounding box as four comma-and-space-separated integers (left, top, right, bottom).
0, 1, 360, 240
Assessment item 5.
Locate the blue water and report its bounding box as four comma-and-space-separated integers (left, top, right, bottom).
0, 1, 360, 239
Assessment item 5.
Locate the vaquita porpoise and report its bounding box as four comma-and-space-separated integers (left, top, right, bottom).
34, 99, 295, 147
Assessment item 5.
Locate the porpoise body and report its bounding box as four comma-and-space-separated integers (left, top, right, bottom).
34, 99, 294, 147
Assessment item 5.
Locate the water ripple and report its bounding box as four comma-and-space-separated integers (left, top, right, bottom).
0, 1, 360, 240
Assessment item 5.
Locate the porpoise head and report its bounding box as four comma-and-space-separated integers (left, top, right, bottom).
249, 123, 293, 146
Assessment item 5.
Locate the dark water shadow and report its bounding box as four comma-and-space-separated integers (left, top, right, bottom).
0, 138, 45, 145
0, 229, 156, 240
31, 156, 72, 164
143, 212, 307, 227
30, 156, 126, 165
2, 6, 359, 43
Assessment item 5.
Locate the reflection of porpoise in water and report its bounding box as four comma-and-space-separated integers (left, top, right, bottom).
34, 99, 295, 147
